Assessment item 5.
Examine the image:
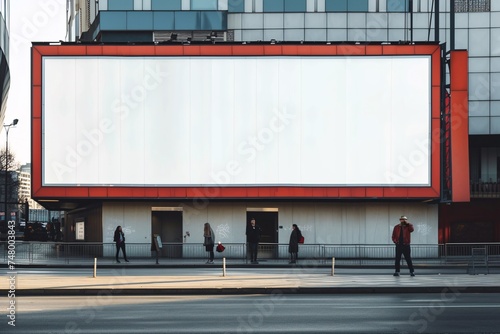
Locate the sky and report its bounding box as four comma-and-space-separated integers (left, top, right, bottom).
5, 0, 66, 165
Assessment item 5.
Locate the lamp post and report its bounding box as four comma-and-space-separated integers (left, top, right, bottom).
4, 119, 18, 225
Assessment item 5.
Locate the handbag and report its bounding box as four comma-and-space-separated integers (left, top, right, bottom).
298, 236, 304, 244
216, 242, 225, 253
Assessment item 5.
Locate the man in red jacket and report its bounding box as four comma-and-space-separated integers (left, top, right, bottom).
392, 215, 415, 277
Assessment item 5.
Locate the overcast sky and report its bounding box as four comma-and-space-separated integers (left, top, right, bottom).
5, 0, 66, 165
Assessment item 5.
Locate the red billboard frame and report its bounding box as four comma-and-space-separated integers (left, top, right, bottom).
31, 43, 442, 200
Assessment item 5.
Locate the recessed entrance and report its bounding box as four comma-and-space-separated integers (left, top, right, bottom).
151, 207, 183, 258
246, 208, 279, 259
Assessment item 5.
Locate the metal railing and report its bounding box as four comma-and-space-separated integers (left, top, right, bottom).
2, 242, 500, 265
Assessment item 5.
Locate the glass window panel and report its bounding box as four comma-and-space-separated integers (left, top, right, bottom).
264, 14, 283, 29
491, 101, 500, 116
469, 58, 490, 73
491, 73, 500, 100
242, 13, 264, 28
387, 0, 408, 12
285, 0, 306, 12
152, 0, 182, 10
348, 13, 365, 28
469, 117, 489, 134
284, 29, 305, 40
242, 29, 264, 40
328, 28, 347, 40
191, 0, 217, 10
127, 12, 153, 30
305, 13, 327, 28
469, 101, 490, 116
228, 0, 245, 12
108, 0, 134, 10
491, 117, 500, 134
491, 28, 500, 57
469, 29, 490, 57
201, 11, 226, 30
100, 12, 127, 30
264, 0, 284, 12
305, 29, 327, 41
491, 57, 500, 72
325, 0, 347, 12
284, 13, 304, 28
175, 12, 201, 29
348, 0, 368, 12
264, 29, 283, 40
153, 11, 175, 30
327, 13, 347, 28
469, 73, 490, 100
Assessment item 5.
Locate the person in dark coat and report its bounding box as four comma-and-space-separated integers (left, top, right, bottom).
113, 226, 129, 263
246, 218, 262, 264
288, 224, 302, 264
203, 222, 215, 264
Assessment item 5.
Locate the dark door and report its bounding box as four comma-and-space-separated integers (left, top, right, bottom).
151, 210, 183, 258
246, 210, 278, 259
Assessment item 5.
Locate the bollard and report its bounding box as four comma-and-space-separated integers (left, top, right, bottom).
93, 258, 97, 278
223, 257, 226, 277
331, 257, 335, 276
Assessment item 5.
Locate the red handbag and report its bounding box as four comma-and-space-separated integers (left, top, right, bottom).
216, 243, 225, 252
299, 236, 304, 244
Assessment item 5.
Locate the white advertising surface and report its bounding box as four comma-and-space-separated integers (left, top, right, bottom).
42, 55, 431, 187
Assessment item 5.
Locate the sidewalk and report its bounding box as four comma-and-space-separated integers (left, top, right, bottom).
2, 258, 499, 296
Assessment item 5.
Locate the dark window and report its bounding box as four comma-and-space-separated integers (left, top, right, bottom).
284, 0, 307, 12
325, 0, 368, 12
108, 0, 134, 10
387, 0, 408, 12
263, 0, 284, 12
151, 0, 182, 10
191, 0, 218, 10
228, 0, 245, 12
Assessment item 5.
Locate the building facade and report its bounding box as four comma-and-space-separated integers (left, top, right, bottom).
33, 0, 498, 252
0, 0, 9, 127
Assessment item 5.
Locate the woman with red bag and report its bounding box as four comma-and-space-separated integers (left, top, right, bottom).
288, 224, 302, 264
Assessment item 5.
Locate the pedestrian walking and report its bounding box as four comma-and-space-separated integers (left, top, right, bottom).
113, 226, 129, 263
288, 224, 302, 264
203, 222, 215, 264
392, 215, 415, 276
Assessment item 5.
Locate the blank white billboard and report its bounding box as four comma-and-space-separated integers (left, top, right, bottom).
42, 55, 431, 186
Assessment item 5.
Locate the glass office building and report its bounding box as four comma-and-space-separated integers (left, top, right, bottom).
51, 0, 499, 245
0, 0, 9, 127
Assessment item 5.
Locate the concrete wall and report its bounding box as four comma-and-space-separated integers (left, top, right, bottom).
102, 201, 438, 257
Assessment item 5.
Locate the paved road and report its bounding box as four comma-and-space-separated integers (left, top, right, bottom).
2, 293, 499, 333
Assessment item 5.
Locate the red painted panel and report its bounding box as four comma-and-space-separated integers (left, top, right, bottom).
32, 87, 42, 118
337, 45, 365, 55
365, 188, 384, 197
183, 45, 202, 55
86, 46, 104, 55
232, 45, 265, 55
66, 188, 89, 197
89, 187, 109, 197
200, 45, 233, 55
154, 45, 185, 55
32, 44, 442, 201
32, 49, 42, 86
56, 45, 88, 55
365, 45, 382, 55
449, 50, 469, 202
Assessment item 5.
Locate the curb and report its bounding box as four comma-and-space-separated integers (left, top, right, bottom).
5, 286, 500, 296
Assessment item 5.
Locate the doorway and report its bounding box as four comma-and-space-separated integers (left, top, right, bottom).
246, 209, 279, 259
151, 208, 183, 258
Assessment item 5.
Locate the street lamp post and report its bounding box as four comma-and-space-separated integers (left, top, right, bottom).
4, 119, 18, 225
